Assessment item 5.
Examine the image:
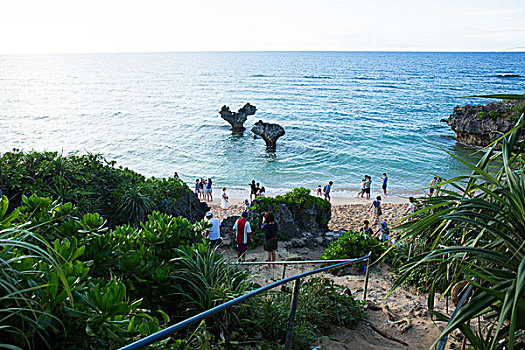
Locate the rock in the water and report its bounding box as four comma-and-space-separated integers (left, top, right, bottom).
219, 103, 257, 132
446, 100, 524, 147
251, 120, 285, 150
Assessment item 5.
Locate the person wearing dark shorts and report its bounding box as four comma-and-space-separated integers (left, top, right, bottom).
381, 173, 388, 195
261, 212, 278, 268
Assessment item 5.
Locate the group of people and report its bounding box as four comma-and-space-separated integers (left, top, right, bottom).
316, 181, 333, 202
357, 173, 388, 199
249, 180, 266, 201
195, 178, 213, 202
203, 210, 278, 266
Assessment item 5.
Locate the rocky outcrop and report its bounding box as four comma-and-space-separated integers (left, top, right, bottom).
219, 103, 257, 132
446, 101, 524, 147
251, 120, 285, 150
249, 199, 331, 238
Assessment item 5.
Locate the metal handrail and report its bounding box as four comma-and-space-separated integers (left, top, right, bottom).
119, 251, 372, 350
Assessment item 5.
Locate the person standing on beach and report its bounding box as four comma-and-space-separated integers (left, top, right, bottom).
429, 177, 438, 197
174, 172, 179, 178
368, 195, 382, 225
364, 175, 372, 199
194, 179, 200, 196
221, 187, 229, 211
249, 180, 257, 201
204, 212, 221, 249
323, 181, 333, 202
380, 173, 388, 196
198, 179, 205, 201
316, 185, 322, 196
233, 211, 253, 259
261, 212, 278, 268
357, 176, 366, 198
206, 178, 213, 202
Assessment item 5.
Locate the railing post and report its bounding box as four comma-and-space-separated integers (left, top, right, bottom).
284, 278, 301, 350
362, 252, 371, 300
282, 264, 287, 280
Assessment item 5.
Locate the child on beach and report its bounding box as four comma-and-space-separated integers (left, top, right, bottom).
357, 177, 366, 198
375, 221, 389, 242
368, 195, 382, 225
316, 185, 322, 196
360, 220, 374, 238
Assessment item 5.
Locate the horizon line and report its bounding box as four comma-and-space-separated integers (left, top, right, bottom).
1, 49, 525, 56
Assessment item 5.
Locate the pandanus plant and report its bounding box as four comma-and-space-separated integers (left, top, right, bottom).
391, 95, 525, 349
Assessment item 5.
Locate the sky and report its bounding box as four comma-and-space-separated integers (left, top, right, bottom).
0, 0, 524, 54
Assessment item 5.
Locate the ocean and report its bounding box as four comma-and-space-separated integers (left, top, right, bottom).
1, 51, 524, 198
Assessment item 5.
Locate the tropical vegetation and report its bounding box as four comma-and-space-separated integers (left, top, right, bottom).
390, 112, 525, 349
0, 150, 206, 226
1, 192, 363, 349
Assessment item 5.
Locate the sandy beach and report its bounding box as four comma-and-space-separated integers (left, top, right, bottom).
204, 196, 456, 350
204, 193, 410, 233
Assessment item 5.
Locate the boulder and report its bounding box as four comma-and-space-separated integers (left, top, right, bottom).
219, 103, 257, 132
220, 215, 240, 240
251, 120, 285, 150
169, 191, 209, 223
445, 100, 524, 147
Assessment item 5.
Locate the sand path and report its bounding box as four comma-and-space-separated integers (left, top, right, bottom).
205, 202, 459, 349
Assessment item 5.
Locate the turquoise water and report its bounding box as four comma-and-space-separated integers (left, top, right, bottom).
1, 52, 524, 196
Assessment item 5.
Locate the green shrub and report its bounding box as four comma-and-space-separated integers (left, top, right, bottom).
0, 150, 202, 227
477, 112, 487, 120
321, 231, 387, 269
250, 187, 331, 227
246, 277, 365, 349
488, 110, 500, 120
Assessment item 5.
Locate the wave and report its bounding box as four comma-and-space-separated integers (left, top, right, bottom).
494, 74, 522, 78
303, 75, 332, 79
250, 74, 272, 77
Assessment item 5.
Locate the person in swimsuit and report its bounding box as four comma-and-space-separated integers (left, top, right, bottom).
316, 185, 322, 196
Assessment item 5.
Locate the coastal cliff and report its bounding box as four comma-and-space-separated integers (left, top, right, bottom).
446, 100, 524, 147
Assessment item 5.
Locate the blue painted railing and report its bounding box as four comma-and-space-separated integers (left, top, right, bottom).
119, 252, 372, 350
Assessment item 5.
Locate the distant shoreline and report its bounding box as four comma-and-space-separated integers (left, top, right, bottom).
199, 190, 411, 208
